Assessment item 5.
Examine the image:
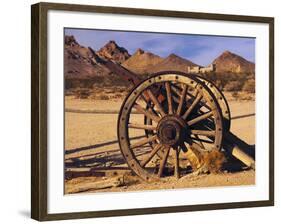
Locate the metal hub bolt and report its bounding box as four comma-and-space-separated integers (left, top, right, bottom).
162, 125, 177, 140
157, 115, 188, 146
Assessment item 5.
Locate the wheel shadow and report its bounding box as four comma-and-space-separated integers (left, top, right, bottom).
65, 135, 145, 155
65, 148, 126, 169
65, 136, 151, 180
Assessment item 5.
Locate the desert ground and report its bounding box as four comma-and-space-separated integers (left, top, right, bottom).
64, 92, 255, 194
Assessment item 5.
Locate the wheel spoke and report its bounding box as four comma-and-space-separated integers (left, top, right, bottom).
182, 93, 203, 120
147, 89, 166, 117
173, 148, 180, 178
128, 123, 157, 130
140, 144, 163, 167
140, 93, 150, 106
190, 141, 213, 153
187, 111, 213, 126
130, 135, 158, 149
190, 137, 214, 144
180, 142, 188, 152
165, 82, 173, 114
133, 103, 161, 122
172, 95, 179, 104
172, 85, 211, 111
191, 129, 216, 137
158, 147, 170, 177
172, 84, 195, 100
194, 134, 205, 149
176, 84, 188, 116
171, 85, 185, 98
190, 141, 206, 153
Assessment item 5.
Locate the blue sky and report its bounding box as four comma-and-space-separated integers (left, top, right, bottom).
65, 28, 255, 66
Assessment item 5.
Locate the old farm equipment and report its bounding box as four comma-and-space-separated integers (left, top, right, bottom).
100, 60, 255, 181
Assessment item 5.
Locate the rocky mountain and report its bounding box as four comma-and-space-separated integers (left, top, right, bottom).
64, 35, 107, 79
97, 40, 131, 64
64, 36, 130, 88
213, 50, 255, 73
149, 53, 198, 73
122, 48, 163, 74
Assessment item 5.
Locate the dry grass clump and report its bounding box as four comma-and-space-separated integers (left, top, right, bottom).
66, 85, 129, 100
74, 88, 91, 99
94, 94, 110, 100
228, 91, 254, 101
203, 149, 226, 173
187, 147, 226, 174
224, 81, 244, 92
231, 91, 239, 100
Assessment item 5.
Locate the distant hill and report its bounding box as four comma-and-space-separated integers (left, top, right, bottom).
122, 48, 163, 74
149, 53, 199, 74
213, 50, 255, 74
97, 40, 131, 64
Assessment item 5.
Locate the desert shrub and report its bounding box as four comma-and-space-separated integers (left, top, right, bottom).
65, 79, 82, 89
114, 93, 123, 98
65, 89, 75, 96
213, 80, 223, 91
90, 76, 106, 86
66, 76, 125, 89
97, 94, 110, 100
231, 91, 239, 99
74, 89, 90, 99
242, 79, 255, 93
100, 95, 109, 100
224, 80, 243, 92
106, 73, 130, 87
65, 78, 95, 89
240, 94, 254, 101
200, 72, 217, 83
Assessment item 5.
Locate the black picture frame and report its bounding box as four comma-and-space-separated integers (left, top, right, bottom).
31, 2, 274, 221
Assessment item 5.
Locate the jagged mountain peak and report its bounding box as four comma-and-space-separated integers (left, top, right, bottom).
134, 48, 145, 55
97, 41, 131, 63
65, 35, 79, 46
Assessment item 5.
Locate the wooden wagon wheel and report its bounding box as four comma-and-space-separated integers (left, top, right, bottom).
117, 72, 224, 181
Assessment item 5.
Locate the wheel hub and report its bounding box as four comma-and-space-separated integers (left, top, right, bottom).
157, 115, 188, 146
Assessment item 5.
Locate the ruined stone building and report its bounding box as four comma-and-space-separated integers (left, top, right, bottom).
187, 63, 216, 73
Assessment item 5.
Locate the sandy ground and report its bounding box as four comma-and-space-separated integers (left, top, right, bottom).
64, 93, 255, 194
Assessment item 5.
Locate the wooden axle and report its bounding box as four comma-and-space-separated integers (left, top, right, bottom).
223, 132, 255, 169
